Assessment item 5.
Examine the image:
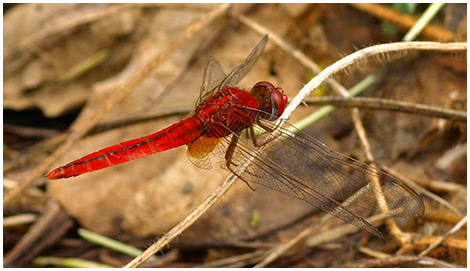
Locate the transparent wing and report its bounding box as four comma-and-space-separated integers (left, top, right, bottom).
209, 110, 424, 236
197, 56, 226, 106
197, 35, 268, 106
219, 35, 268, 89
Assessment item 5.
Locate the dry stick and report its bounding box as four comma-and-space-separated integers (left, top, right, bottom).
281, 41, 466, 119
409, 175, 465, 193
3, 178, 46, 199
4, 201, 62, 266
4, 124, 59, 139
254, 224, 320, 268
348, 3, 454, 41
413, 236, 467, 250
306, 213, 391, 248
21, 213, 74, 266
3, 133, 67, 174
359, 246, 392, 259
3, 214, 38, 227
199, 250, 267, 268
346, 255, 461, 268
383, 166, 463, 216
3, 3, 231, 208
419, 215, 467, 256
305, 96, 466, 122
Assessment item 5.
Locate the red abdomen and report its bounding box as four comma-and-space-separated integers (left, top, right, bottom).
46, 118, 204, 179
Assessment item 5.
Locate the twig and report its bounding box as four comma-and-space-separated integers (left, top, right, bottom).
435, 143, 467, 171
290, 75, 375, 132
305, 96, 466, 122
424, 207, 465, 227
4, 201, 62, 266
3, 178, 46, 199
33, 257, 114, 268
349, 109, 399, 240
253, 222, 319, 267
3, 2, 231, 208
419, 215, 467, 256
358, 246, 391, 259
19, 213, 74, 266
409, 176, 465, 193
413, 236, 467, 251
349, 3, 454, 41
4, 124, 60, 138
305, 213, 391, 248
198, 250, 266, 268
345, 255, 461, 268
279, 41, 466, 119
383, 166, 463, 216
3, 214, 38, 227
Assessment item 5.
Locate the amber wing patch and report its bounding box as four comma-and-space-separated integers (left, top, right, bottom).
187, 136, 221, 170
188, 136, 221, 157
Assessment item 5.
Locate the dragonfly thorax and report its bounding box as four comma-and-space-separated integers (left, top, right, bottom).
194, 87, 259, 138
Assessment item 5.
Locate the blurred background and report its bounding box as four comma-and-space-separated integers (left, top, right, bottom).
3, 3, 466, 267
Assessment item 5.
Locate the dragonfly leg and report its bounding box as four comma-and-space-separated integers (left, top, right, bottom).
225, 132, 257, 191
249, 119, 280, 147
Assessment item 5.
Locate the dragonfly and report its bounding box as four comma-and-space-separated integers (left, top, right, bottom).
47, 35, 424, 237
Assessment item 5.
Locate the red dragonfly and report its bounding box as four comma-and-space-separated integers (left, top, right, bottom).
47, 35, 424, 237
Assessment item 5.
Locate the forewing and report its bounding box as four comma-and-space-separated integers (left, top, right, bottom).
215, 117, 424, 236
197, 56, 226, 106
218, 35, 268, 89
196, 35, 268, 106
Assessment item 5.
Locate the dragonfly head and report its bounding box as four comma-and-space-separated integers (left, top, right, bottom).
250, 81, 288, 121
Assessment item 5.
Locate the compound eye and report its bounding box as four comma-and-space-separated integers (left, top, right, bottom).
270, 87, 288, 119
251, 81, 288, 120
